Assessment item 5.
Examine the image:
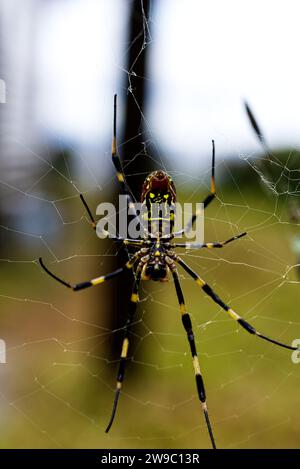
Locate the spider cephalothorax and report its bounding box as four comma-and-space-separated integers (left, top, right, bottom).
141, 170, 176, 238
39, 94, 299, 450
141, 170, 176, 204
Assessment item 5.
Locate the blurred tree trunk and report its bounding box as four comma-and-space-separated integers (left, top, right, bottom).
112, 0, 156, 362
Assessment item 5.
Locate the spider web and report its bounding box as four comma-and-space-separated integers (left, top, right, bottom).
1, 0, 300, 451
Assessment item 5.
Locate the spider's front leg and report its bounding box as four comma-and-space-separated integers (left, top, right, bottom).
80, 193, 146, 246
173, 140, 216, 238
80, 94, 146, 237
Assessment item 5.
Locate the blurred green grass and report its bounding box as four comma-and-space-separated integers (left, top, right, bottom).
1, 157, 300, 449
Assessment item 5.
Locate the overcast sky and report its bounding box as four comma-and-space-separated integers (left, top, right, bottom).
33, 0, 300, 169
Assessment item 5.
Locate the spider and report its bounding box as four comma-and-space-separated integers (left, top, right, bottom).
39, 95, 298, 449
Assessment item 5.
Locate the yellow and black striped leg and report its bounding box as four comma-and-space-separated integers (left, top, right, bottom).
173, 232, 247, 250
80, 194, 146, 245
201, 139, 216, 210
111, 95, 126, 194
80, 193, 122, 239
39, 252, 141, 291
111, 95, 147, 236
105, 268, 142, 433
177, 257, 299, 352
173, 140, 216, 238
244, 101, 270, 155
172, 269, 216, 449
111, 94, 135, 206
80, 194, 97, 230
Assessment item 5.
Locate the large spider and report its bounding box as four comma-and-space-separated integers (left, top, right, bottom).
39, 95, 298, 449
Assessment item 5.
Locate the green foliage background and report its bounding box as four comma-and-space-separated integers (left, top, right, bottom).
1, 150, 300, 449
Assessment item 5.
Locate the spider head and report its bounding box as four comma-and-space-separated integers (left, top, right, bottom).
141, 170, 176, 204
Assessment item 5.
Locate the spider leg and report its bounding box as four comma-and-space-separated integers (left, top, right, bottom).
105, 266, 142, 433
39, 251, 141, 291
79, 193, 97, 230
80, 96, 146, 237
111, 95, 138, 209
111, 94, 148, 237
244, 100, 279, 196
173, 232, 247, 249
202, 139, 216, 209
80, 192, 146, 244
176, 256, 299, 351
244, 100, 270, 155
112, 94, 129, 196
79, 193, 123, 240
172, 268, 216, 449
173, 140, 216, 238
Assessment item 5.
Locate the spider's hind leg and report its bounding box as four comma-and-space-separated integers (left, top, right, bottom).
105, 265, 142, 433
171, 267, 217, 449
177, 256, 299, 352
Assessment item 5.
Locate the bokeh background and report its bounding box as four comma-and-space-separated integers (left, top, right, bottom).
1, 0, 300, 449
